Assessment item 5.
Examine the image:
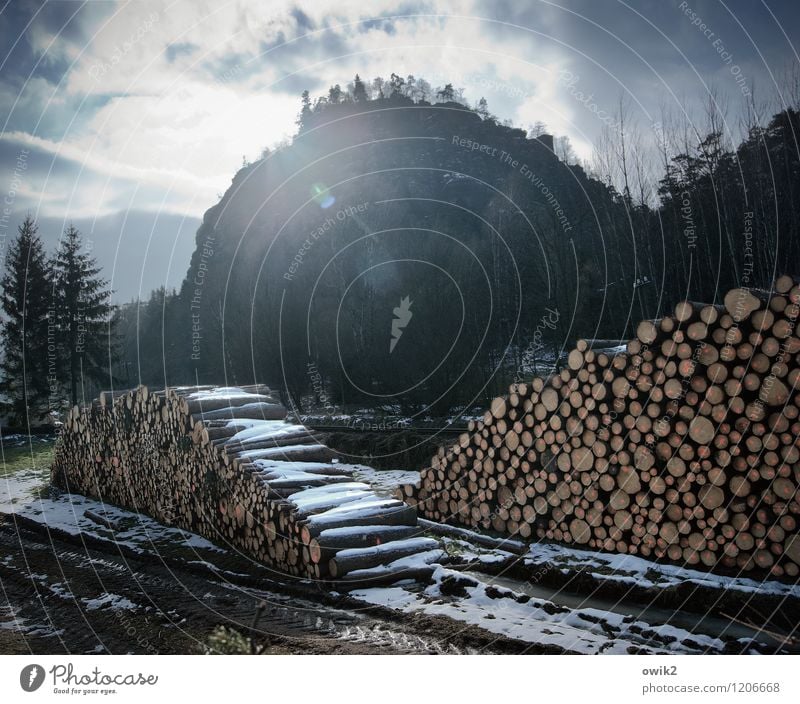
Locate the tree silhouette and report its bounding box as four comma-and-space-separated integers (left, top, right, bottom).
352, 74, 368, 102
0, 216, 52, 425
437, 83, 455, 102
52, 224, 116, 405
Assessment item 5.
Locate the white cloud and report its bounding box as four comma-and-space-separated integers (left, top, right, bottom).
9, 0, 608, 219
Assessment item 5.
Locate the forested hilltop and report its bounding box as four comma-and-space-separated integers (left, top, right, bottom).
117, 75, 800, 416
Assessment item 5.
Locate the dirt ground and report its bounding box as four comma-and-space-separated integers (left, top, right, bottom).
2, 437, 797, 655
0, 515, 556, 655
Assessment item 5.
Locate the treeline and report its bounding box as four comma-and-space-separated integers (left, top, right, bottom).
114, 74, 800, 417
0, 217, 115, 426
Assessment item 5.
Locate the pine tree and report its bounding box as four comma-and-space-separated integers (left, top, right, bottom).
0, 216, 53, 425
52, 224, 115, 406
352, 74, 368, 102
436, 83, 455, 102
328, 84, 342, 104
389, 72, 405, 97
297, 90, 312, 128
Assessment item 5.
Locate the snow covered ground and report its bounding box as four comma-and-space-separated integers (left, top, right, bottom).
349, 563, 764, 654
525, 542, 800, 598
2, 445, 796, 655
1, 468, 225, 562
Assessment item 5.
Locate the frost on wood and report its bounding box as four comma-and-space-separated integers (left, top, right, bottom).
51, 384, 428, 582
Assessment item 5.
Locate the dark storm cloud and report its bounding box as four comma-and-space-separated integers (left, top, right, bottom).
463, 0, 800, 160
2, 0, 798, 303
0, 0, 112, 90
0, 1, 117, 139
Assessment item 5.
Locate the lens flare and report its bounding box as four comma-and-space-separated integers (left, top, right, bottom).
311, 182, 335, 209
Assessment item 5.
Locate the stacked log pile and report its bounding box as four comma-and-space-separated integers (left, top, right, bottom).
401, 276, 800, 579
51, 385, 439, 582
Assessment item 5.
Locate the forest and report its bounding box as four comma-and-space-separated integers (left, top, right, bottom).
0, 218, 113, 425
5, 73, 799, 421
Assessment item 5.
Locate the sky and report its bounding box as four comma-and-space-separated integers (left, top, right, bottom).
1, 0, 798, 300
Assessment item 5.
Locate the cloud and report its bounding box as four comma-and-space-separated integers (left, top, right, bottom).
1, 0, 797, 258
32, 209, 201, 302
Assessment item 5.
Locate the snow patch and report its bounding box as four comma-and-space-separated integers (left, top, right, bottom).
83, 593, 139, 611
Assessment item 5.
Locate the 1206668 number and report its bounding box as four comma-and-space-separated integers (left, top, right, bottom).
735, 683, 780, 693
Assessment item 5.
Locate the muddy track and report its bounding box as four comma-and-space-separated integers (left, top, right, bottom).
0, 517, 555, 655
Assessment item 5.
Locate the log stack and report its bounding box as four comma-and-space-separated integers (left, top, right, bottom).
400, 275, 800, 580
51, 385, 439, 582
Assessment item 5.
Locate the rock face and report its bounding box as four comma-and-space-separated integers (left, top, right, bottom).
159, 94, 595, 414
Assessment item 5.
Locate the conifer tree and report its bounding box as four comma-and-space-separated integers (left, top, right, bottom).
352, 74, 368, 102
0, 216, 53, 425
52, 224, 115, 405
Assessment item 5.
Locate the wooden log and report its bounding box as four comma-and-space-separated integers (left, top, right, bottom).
191, 402, 287, 421
406, 276, 800, 579
328, 537, 440, 577
723, 288, 764, 322
309, 525, 421, 563
300, 504, 418, 543
51, 384, 430, 582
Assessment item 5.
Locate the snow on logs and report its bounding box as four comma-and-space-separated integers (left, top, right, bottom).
400, 275, 800, 580
51, 385, 431, 582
